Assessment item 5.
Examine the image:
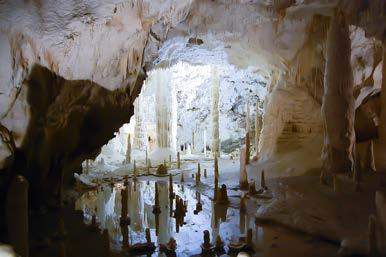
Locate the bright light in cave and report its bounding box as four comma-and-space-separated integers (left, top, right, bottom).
92, 61, 267, 168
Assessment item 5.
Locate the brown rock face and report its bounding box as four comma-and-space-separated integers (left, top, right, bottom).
8, 64, 145, 208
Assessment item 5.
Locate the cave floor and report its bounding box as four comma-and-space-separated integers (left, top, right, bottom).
28, 157, 344, 257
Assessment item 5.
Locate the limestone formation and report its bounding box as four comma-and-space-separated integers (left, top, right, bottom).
245, 132, 250, 165
321, 10, 355, 177
239, 148, 248, 189
196, 162, 201, 185
204, 168, 207, 178
211, 65, 220, 158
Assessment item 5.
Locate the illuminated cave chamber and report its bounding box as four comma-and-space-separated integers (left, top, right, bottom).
94, 37, 268, 169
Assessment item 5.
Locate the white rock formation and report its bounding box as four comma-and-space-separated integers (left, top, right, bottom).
211, 65, 220, 157
150, 68, 177, 162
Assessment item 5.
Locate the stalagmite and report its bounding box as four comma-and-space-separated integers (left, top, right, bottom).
177, 152, 181, 169
245, 132, 250, 165
211, 65, 220, 158
248, 181, 257, 195
240, 194, 246, 212
196, 162, 201, 185
6, 176, 29, 257
204, 169, 207, 178
133, 160, 137, 181
201, 230, 213, 254
219, 184, 229, 203
255, 105, 261, 157
203, 130, 207, 156
126, 134, 131, 164
169, 155, 172, 166
157, 164, 167, 175
321, 10, 355, 179
260, 170, 267, 190
239, 148, 248, 189
192, 131, 195, 152
245, 101, 251, 133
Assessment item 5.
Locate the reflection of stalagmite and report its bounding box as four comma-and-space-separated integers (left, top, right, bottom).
177, 152, 181, 169
126, 134, 131, 164
169, 174, 175, 199
321, 10, 354, 180
6, 176, 29, 257
120, 186, 130, 226
255, 105, 262, 157
211, 65, 220, 158
153, 182, 161, 214
180, 172, 185, 183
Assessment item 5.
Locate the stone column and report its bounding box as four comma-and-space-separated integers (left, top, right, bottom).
321, 10, 355, 177
211, 66, 220, 158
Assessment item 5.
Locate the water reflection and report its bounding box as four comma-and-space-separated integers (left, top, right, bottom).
75, 181, 254, 256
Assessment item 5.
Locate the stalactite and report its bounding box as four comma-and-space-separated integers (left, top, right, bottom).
211, 65, 220, 158
321, 10, 355, 178
192, 131, 195, 152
